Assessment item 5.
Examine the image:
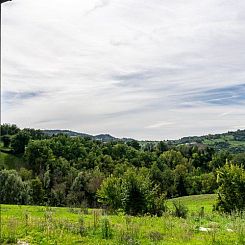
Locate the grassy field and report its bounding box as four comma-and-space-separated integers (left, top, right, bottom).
167, 194, 217, 213
1, 194, 245, 244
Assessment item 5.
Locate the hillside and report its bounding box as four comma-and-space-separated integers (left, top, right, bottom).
171, 129, 245, 153
41, 130, 133, 142
42, 129, 136, 142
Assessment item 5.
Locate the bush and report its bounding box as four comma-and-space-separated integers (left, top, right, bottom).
101, 218, 112, 239
1, 135, 11, 148
98, 169, 167, 216
0, 169, 29, 204
11, 132, 30, 154
97, 176, 122, 211
215, 164, 245, 212
172, 201, 188, 218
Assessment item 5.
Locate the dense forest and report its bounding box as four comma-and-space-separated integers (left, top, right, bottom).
0, 124, 245, 215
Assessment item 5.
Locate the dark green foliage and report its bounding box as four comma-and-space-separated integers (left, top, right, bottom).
29, 177, 44, 205
172, 201, 188, 218
68, 168, 104, 207
25, 140, 54, 173
22, 128, 46, 140
209, 150, 232, 169
1, 135, 11, 148
186, 172, 217, 195
0, 123, 245, 215
98, 168, 166, 215
232, 153, 245, 166
0, 124, 20, 136
156, 141, 168, 154
11, 132, 30, 154
174, 164, 188, 196
126, 140, 141, 150
121, 169, 147, 215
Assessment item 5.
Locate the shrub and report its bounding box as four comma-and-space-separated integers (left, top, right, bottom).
101, 217, 112, 239
79, 216, 86, 237
215, 163, 245, 212
98, 169, 167, 216
172, 201, 188, 218
97, 176, 122, 211
0, 169, 29, 204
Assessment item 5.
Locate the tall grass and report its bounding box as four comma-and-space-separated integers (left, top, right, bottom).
1, 201, 245, 244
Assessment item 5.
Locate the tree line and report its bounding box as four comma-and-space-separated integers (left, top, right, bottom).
0, 123, 245, 214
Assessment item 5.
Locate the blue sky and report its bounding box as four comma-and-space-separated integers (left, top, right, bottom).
1, 0, 245, 140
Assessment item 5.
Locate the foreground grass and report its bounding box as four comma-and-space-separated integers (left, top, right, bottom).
1, 195, 245, 244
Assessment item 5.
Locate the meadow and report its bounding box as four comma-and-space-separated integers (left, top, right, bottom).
1, 194, 245, 245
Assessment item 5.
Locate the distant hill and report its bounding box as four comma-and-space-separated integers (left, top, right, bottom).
170, 129, 245, 153
94, 134, 116, 141
42, 129, 245, 153
42, 130, 134, 142
42, 130, 91, 138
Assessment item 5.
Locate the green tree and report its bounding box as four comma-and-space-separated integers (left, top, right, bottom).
25, 140, 54, 173
209, 150, 231, 169
11, 131, 30, 154
159, 150, 187, 169
19, 167, 32, 181
0, 169, 29, 204
126, 140, 141, 150
97, 176, 122, 210
156, 141, 168, 154
121, 169, 147, 215
216, 164, 245, 212
98, 168, 166, 215
68, 171, 90, 206
232, 153, 245, 166
0, 123, 20, 136
174, 164, 188, 197
29, 177, 44, 205
1, 135, 11, 148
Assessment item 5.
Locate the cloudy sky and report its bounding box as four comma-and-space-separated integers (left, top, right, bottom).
1, 0, 245, 140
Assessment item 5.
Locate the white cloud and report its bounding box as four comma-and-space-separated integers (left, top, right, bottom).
1, 0, 245, 140
145, 121, 175, 129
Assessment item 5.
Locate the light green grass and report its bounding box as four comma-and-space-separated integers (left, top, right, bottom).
1, 195, 245, 244
167, 194, 217, 213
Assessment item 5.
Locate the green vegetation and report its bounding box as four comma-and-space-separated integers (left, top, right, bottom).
0, 123, 225, 210
172, 130, 245, 153
167, 194, 217, 213
1, 196, 245, 244
215, 164, 245, 213
0, 152, 26, 170
0, 123, 245, 244
141, 130, 245, 154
